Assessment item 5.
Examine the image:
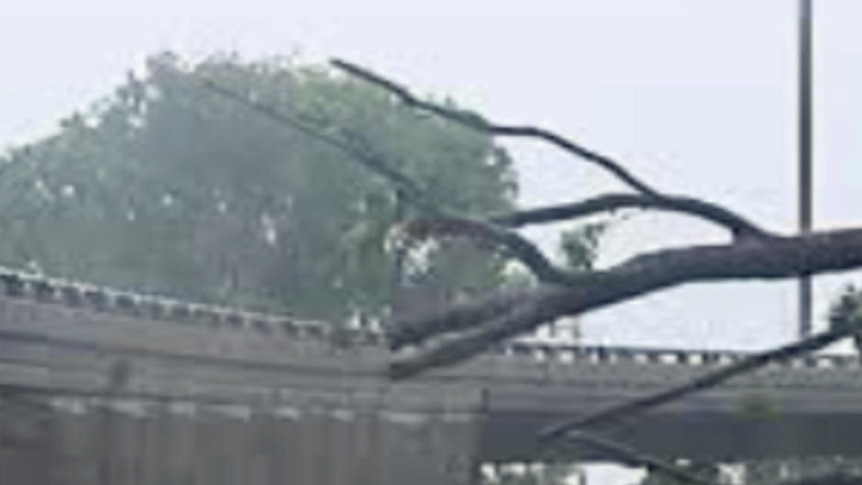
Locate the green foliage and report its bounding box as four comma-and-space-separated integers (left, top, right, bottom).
736, 391, 780, 421
828, 284, 862, 354
558, 220, 608, 272
0, 52, 516, 324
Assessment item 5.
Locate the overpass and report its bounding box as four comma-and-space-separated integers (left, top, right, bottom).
1, 268, 861, 483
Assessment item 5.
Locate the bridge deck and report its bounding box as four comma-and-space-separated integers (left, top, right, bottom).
0, 269, 861, 464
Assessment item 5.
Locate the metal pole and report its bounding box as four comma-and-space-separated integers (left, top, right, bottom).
798, 0, 814, 337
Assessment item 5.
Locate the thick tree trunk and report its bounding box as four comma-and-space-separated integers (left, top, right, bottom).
391, 227, 862, 377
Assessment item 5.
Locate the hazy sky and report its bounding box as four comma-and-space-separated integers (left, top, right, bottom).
1, 1, 861, 481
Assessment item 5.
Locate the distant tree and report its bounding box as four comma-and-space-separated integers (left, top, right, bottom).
0, 52, 518, 324
828, 285, 862, 354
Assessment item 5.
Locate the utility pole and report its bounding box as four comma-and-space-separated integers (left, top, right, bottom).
798, 0, 814, 337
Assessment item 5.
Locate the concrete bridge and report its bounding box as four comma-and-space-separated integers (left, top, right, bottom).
1, 268, 861, 484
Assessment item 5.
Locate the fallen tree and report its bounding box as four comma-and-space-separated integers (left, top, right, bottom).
387, 227, 862, 378
326, 60, 862, 381
207, 60, 862, 485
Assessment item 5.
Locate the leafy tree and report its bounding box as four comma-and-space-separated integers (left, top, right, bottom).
828, 284, 862, 353
557, 220, 608, 273
0, 52, 518, 324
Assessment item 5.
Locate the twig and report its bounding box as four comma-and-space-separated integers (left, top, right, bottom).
492, 193, 773, 239
389, 227, 862, 377
563, 431, 722, 485
332, 59, 662, 197
537, 323, 857, 443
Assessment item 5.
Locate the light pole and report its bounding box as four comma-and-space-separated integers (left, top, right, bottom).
798, 0, 814, 337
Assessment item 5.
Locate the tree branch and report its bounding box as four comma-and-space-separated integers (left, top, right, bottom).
538, 323, 858, 443
390, 227, 862, 378
332, 59, 772, 242
332, 58, 662, 197
492, 193, 774, 239
401, 218, 578, 286
387, 285, 534, 350
203, 80, 578, 287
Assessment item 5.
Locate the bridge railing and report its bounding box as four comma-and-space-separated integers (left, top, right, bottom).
493, 340, 860, 370
2, 264, 859, 376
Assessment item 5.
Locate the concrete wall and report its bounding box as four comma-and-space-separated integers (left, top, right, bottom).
0, 396, 483, 485
0, 285, 484, 485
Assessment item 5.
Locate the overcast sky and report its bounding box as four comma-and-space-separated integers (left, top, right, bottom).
2, 1, 861, 481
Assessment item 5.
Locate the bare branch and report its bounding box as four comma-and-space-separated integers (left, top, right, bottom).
492, 193, 774, 239
332, 59, 773, 242
203, 80, 577, 286
390, 227, 862, 378
538, 323, 858, 443
562, 431, 722, 485
332, 58, 662, 197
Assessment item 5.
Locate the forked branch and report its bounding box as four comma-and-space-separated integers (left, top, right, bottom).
203, 80, 575, 286
333, 59, 772, 241
333, 59, 778, 242
390, 227, 862, 378
492, 193, 773, 239
400, 218, 579, 285
332, 58, 661, 196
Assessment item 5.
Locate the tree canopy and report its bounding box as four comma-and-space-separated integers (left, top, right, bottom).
0, 52, 518, 324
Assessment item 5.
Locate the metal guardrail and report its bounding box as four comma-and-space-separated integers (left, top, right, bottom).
493, 341, 860, 370
0, 266, 383, 345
